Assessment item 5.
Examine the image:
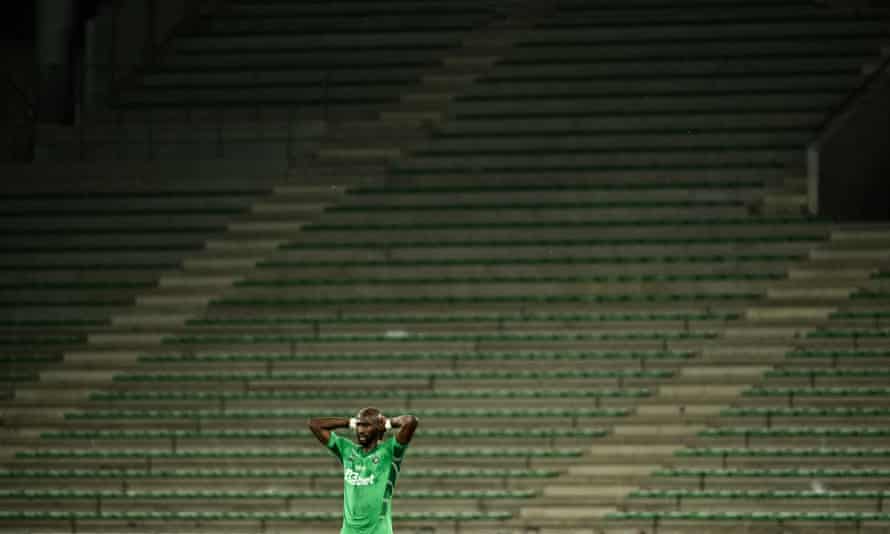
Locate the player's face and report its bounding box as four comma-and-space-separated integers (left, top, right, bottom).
355, 414, 383, 446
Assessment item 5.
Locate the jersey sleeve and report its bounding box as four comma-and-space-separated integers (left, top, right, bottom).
326, 432, 349, 464
391, 436, 408, 469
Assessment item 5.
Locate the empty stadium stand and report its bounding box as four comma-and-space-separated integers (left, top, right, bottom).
2, 0, 890, 533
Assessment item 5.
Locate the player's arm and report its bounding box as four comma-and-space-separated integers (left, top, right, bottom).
308, 416, 351, 446
388, 414, 419, 446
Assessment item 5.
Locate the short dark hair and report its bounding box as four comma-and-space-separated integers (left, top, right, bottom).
357, 407, 381, 419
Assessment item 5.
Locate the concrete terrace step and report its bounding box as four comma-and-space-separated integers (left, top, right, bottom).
200, 14, 494, 35
489, 54, 877, 78
338, 180, 772, 203
245, 261, 791, 280
140, 66, 429, 88
320, 206, 756, 224
419, 128, 813, 152
447, 92, 844, 116
174, 31, 472, 52
220, 1, 494, 16
831, 228, 890, 241
544, 3, 890, 22
281, 225, 830, 247
464, 72, 861, 97
159, 50, 446, 72
503, 36, 884, 67
116, 87, 400, 107
438, 111, 826, 137
522, 18, 890, 42
263, 240, 821, 265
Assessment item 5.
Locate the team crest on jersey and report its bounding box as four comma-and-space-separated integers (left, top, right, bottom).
372, 456, 380, 465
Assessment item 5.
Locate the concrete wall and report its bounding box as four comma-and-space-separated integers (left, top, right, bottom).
1, 40, 36, 163
807, 63, 890, 221
85, 0, 213, 113
825, 0, 887, 6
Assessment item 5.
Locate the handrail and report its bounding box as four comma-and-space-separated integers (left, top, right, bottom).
811, 45, 890, 141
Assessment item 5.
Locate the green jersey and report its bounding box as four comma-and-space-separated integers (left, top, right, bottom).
327, 432, 408, 534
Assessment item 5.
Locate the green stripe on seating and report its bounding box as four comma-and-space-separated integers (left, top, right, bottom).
0, 299, 133, 307
743, 387, 890, 397
852, 291, 890, 300
431, 128, 801, 141
502, 41, 858, 55
630, 489, 890, 499
258, 254, 804, 268
411, 143, 802, 153
0, 354, 58, 363
21, 446, 586, 457
0, 281, 154, 290
278, 236, 819, 250
0, 510, 511, 521
214, 294, 758, 307
0, 208, 242, 216
461, 85, 846, 102
455, 106, 825, 121
40, 430, 608, 441
606, 511, 890, 521
831, 310, 890, 319
65, 408, 631, 422
234, 273, 779, 286
0, 263, 177, 271
90, 388, 652, 402
787, 349, 890, 359
0, 319, 107, 328
64, 408, 630, 420
351, 180, 767, 194
328, 201, 742, 213
0, 468, 558, 479
767, 369, 890, 378
158, 61, 438, 74
722, 407, 890, 417
807, 329, 890, 338
0, 488, 534, 499
139, 350, 690, 363
518, 30, 890, 48
114, 369, 671, 382
538, 10, 890, 26
161, 332, 718, 345
305, 218, 818, 231
0, 190, 268, 200
654, 467, 890, 478
700, 427, 890, 438
187, 313, 736, 326
119, 97, 397, 110
5, 226, 223, 236
392, 163, 785, 175
676, 447, 890, 458
0, 244, 198, 252
0, 374, 36, 382
0, 335, 84, 345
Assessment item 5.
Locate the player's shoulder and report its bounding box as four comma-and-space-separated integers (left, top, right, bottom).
328, 431, 353, 449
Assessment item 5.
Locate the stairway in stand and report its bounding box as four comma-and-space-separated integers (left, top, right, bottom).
2, 1, 890, 533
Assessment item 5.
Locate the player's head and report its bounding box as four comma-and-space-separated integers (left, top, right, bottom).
354, 407, 386, 447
